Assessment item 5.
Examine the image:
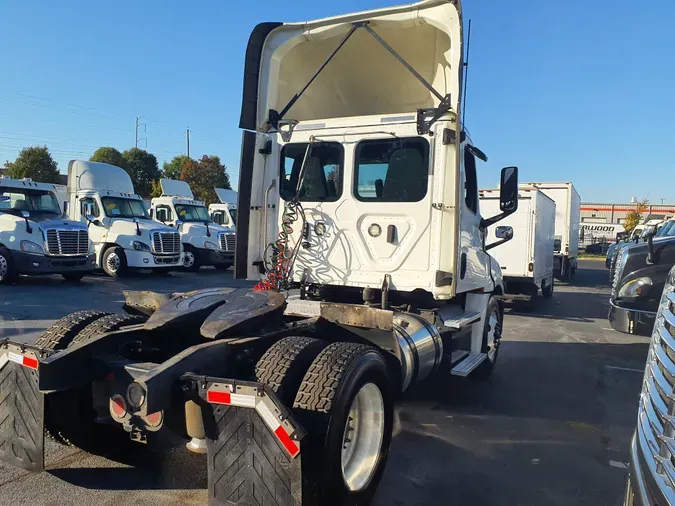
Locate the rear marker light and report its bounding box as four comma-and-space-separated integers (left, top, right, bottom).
8, 352, 38, 370
110, 395, 127, 418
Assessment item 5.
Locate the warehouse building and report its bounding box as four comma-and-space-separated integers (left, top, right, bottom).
581, 201, 675, 225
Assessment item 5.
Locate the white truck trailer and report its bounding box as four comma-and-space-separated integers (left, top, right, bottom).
0, 175, 95, 283
150, 179, 236, 270
0, 2, 524, 504
522, 182, 580, 280
480, 186, 556, 304
67, 160, 183, 276
209, 187, 238, 230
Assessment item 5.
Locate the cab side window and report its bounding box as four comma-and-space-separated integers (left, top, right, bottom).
464, 147, 478, 214
80, 198, 100, 218
155, 205, 173, 223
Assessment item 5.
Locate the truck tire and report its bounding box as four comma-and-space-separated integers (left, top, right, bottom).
35, 310, 112, 350
35, 311, 112, 444
0, 247, 17, 284
62, 272, 85, 282
542, 277, 554, 298
102, 246, 128, 277
182, 245, 200, 271
46, 314, 148, 453
255, 336, 328, 405
474, 297, 502, 380
68, 313, 147, 348
293, 342, 394, 506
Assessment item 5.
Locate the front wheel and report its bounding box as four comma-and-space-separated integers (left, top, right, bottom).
293, 342, 394, 506
182, 246, 200, 271
474, 297, 502, 380
0, 247, 17, 285
102, 246, 128, 277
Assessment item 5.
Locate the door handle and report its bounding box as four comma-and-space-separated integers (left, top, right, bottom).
387, 225, 397, 244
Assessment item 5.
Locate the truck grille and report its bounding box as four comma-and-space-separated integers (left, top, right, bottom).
152, 232, 181, 254
219, 233, 235, 252
635, 266, 675, 502
45, 229, 89, 256
611, 249, 628, 298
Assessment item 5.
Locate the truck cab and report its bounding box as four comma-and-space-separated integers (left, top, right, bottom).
609, 217, 675, 335
0, 175, 95, 283
151, 179, 235, 271
67, 161, 183, 277
208, 188, 238, 230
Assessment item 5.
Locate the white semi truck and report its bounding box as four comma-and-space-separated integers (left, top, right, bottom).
150, 179, 235, 271
0, 175, 95, 283
523, 182, 580, 280
480, 186, 556, 305
208, 187, 238, 230
0, 2, 524, 504
66, 160, 183, 276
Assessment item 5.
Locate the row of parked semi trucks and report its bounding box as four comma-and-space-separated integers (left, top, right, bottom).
0, 160, 239, 283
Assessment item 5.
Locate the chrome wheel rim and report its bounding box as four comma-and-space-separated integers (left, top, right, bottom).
341, 382, 385, 492
183, 251, 195, 268
106, 252, 120, 273
487, 308, 501, 363
0, 255, 8, 278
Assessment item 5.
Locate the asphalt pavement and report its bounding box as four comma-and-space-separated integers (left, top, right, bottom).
0, 260, 649, 505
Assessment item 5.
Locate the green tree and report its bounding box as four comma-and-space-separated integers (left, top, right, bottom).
5, 146, 60, 183
163, 155, 193, 180
624, 199, 649, 234
90, 147, 126, 169
180, 155, 231, 205
121, 148, 161, 198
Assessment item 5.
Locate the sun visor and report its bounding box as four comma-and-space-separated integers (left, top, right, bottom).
160, 178, 193, 198
244, 0, 463, 131
215, 188, 238, 205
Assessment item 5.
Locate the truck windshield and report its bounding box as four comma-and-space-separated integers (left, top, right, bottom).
0, 188, 61, 215
175, 204, 210, 222
101, 197, 149, 219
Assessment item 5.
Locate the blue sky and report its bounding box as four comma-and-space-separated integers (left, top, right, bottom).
0, 0, 673, 202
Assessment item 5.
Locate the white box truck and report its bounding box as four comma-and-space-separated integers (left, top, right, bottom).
150, 179, 236, 271
480, 186, 556, 304
523, 182, 580, 280
67, 160, 184, 277
209, 188, 238, 230
0, 175, 95, 283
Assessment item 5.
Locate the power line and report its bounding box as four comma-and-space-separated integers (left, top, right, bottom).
135, 116, 147, 148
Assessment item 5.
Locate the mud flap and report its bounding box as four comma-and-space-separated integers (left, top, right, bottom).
190, 376, 304, 506
0, 353, 45, 472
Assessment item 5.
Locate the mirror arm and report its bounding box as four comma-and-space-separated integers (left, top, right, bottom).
24, 218, 32, 234
481, 209, 515, 230
485, 236, 513, 251
647, 233, 656, 264
136, 222, 141, 236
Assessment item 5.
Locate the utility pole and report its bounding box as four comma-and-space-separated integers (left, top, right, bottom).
661, 198, 666, 205
186, 128, 190, 158
135, 116, 147, 148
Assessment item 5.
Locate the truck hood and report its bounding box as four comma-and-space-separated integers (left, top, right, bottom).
109, 218, 175, 236
181, 222, 233, 236
36, 216, 88, 231
242, 0, 463, 130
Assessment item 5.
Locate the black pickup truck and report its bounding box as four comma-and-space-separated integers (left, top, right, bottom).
609, 220, 675, 336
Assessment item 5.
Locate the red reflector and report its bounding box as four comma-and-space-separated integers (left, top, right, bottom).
274, 426, 300, 458
22, 356, 39, 370
144, 411, 162, 426
207, 390, 231, 405
111, 397, 126, 416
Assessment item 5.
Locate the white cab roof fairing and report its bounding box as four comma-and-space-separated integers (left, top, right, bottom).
160, 178, 194, 199
246, 0, 464, 130
68, 160, 135, 194
214, 188, 238, 205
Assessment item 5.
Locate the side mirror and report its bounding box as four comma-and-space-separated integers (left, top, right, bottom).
486, 225, 514, 251
21, 211, 30, 218
85, 214, 96, 223
63, 201, 69, 216
499, 166, 518, 212
481, 166, 519, 229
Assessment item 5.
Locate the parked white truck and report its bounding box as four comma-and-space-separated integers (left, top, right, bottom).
67, 160, 183, 276
0, 2, 525, 505
523, 182, 580, 280
209, 188, 238, 230
480, 186, 556, 305
0, 175, 95, 283
150, 179, 235, 270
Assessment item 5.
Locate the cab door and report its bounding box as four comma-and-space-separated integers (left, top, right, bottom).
454, 144, 491, 293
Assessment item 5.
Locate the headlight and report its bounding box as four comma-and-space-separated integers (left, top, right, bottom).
618, 277, 653, 298
133, 241, 151, 252
204, 241, 218, 250
20, 241, 44, 255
